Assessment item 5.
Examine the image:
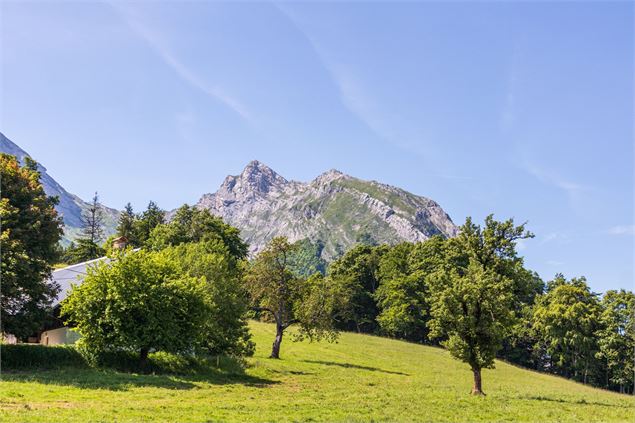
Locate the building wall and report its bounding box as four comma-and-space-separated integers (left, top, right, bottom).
39, 327, 80, 345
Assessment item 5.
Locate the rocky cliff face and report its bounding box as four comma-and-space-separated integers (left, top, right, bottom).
0, 132, 119, 244
196, 160, 458, 259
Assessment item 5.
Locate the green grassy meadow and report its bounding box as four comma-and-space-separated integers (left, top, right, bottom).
1, 321, 633, 422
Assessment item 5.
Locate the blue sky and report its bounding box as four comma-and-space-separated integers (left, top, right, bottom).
1, 1, 633, 292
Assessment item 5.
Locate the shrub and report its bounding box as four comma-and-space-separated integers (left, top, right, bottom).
0, 343, 244, 375
0, 344, 85, 370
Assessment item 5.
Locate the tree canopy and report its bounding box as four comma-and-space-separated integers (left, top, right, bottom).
531, 275, 602, 384
61, 249, 209, 367
427, 216, 532, 395
245, 237, 339, 358
148, 205, 248, 260
0, 154, 63, 339
161, 240, 254, 357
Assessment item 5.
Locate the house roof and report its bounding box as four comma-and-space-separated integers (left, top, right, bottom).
50, 248, 141, 304
51, 256, 110, 305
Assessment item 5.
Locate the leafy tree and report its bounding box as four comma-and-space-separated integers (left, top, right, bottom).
375, 238, 446, 342
428, 216, 532, 395
116, 202, 138, 246
531, 275, 602, 384
327, 244, 388, 333
135, 200, 165, 245
244, 237, 338, 359
287, 238, 327, 277
161, 240, 255, 357
498, 269, 544, 367
0, 154, 63, 338
595, 289, 634, 393
61, 249, 208, 368
148, 205, 247, 260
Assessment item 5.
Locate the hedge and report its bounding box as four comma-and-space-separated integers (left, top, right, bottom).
0, 344, 86, 370
0, 344, 240, 374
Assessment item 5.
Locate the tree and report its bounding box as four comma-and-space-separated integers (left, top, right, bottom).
375, 238, 446, 343
134, 201, 165, 245
60, 249, 208, 368
428, 216, 532, 395
81, 192, 105, 244
531, 275, 602, 384
161, 240, 255, 357
65, 192, 106, 263
244, 237, 338, 359
148, 205, 247, 260
116, 202, 138, 246
63, 238, 105, 265
0, 154, 63, 338
327, 244, 388, 333
596, 289, 635, 393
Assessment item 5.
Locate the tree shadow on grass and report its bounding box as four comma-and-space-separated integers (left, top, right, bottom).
302, 360, 409, 376
0, 366, 278, 392
525, 395, 632, 409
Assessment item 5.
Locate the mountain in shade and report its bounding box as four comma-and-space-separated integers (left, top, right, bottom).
0, 132, 119, 244
195, 160, 458, 259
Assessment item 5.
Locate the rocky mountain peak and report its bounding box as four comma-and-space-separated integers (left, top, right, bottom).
218, 160, 288, 201
196, 161, 458, 259
316, 168, 344, 181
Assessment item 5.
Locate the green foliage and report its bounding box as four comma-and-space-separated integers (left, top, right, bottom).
0, 153, 63, 338
595, 289, 635, 392
327, 244, 388, 333
375, 238, 446, 342
292, 273, 342, 343
62, 238, 105, 264
60, 249, 209, 365
245, 237, 339, 358
161, 241, 255, 357
0, 344, 85, 370
427, 216, 532, 394
135, 200, 166, 245
429, 260, 515, 369
148, 204, 247, 260
116, 202, 138, 245
287, 238, 327, 277
0, 343, 242, 375
531, 275, 602, 384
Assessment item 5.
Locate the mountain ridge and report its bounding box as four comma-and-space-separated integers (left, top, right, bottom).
195, 160, 458, 259
0, 132, 119, 244
0, 133, 457, 255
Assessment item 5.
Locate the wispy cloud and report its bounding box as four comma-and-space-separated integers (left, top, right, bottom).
273, 5, 387, 139
607, 225, 635, 236
523, 162, 588, 199
274, 4, 440, 160
109, 2, 250, 121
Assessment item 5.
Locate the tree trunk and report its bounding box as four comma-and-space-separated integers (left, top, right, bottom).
471, 367, 485, 396
270, 324, 284, 359
139, 347, 150, 371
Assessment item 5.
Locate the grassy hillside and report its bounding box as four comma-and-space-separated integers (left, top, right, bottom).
1, 321, 633, 422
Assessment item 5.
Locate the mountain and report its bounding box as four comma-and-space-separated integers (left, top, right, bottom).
0, 132, 119, 244
196, 160, 458, 259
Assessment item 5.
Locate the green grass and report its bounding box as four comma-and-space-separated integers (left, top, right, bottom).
1, 321, 633, 422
